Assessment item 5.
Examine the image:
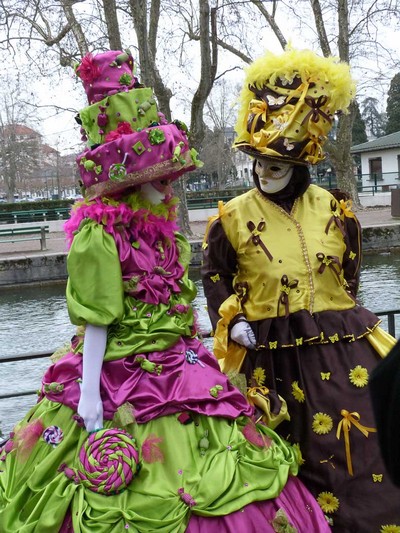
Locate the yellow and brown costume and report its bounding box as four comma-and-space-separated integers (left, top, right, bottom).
202, 183, 399, 532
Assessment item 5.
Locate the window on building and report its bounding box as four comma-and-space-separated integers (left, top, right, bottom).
397, 155, 400, 180
369, 158, 383, 181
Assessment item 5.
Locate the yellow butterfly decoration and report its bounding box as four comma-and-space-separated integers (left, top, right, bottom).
210, 274, 220, 283
321, 372, 331, 380
372, 474, 383, 482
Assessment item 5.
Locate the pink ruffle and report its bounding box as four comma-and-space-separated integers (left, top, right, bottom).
64, 199, 179, 248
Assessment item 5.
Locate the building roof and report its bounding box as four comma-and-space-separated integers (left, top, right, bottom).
2, 123, 41, 136
351, 131, 400, 154
41, 143, 58, 155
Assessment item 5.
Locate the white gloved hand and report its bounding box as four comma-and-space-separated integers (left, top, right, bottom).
77, 324, 107, 432
230, 320, 257, 349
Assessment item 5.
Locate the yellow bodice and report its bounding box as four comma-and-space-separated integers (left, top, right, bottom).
219, 185, 356, 320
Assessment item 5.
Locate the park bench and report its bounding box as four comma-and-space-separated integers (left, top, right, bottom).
0, 225, 50, 251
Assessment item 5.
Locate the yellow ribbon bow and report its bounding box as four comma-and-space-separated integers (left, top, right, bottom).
339, 199, 356, 219
248, 98, 268, 140
336, 409, 377, 476
246, 385, 270, 406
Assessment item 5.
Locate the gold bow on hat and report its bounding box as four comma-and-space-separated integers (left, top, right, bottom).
248, 98, 268, 140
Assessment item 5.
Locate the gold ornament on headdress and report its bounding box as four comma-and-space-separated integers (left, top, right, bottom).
233, 47, 356, 165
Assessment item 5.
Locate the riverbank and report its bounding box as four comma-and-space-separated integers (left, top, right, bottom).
0, 205, 399, 287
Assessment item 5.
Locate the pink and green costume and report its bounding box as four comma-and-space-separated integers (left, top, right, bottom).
0, 194, 330, 532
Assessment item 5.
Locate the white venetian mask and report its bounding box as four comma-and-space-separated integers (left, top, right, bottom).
255, 159, 294, 194
141, 180, 172, 204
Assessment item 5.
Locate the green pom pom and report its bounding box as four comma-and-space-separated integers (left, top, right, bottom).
119, 73, 133, 86
83, 159, 96, 171
148, 128, 166, 145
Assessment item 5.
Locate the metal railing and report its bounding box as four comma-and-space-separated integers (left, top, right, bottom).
186, 183, 399, 210
1, 309, 398, 402
1, 179, 398, 222
0, 207, 71, 224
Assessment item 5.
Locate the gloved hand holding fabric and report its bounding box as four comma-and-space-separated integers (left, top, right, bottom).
230, 320, 257, 349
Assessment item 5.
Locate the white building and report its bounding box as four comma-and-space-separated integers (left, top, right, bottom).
233, 148, 253, 187
351, 131, 400, 190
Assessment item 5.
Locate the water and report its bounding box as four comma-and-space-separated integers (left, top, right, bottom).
1, 256, 400, 436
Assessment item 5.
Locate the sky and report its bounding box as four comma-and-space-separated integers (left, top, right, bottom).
29, 36, 317, 156
3, 3, 399, 157
14, 4, 322, 157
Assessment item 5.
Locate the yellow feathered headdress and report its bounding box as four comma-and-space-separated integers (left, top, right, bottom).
233, 47, 356, 165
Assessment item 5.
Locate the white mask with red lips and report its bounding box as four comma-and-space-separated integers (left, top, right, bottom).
141, 180, 173, 204
255, 159, 294, 194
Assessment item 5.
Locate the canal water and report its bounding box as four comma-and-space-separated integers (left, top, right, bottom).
1, 255, 400, 436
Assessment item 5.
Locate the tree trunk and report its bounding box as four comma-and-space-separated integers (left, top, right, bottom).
175, 176, 192, 237
328, 110, 362, 208
103, 0, 122, 50
60, 1, 89, 57
129, 0, 192, 234
190, 0, 217, 148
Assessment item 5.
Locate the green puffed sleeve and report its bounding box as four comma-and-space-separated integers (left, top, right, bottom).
66, 220, 124, 326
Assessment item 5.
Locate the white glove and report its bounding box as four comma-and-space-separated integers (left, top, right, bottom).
230, 320, 257, 349
78, 324, 107, 432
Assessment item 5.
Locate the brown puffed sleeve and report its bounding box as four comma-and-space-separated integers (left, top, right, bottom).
342, 211, 362, 298
329, 189, 362, 299
201, 218, 238, 330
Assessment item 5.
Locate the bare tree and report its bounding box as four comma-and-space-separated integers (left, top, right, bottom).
2, 0, 400, 212
0, 0, 223, 234
203, 79, 238, 188
0, 76, 41, 201
190, 0, 400, 203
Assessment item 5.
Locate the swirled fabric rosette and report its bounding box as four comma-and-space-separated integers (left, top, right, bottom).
62, 428, 140, 495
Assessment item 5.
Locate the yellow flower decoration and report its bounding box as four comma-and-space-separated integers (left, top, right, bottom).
349, 365, 369, 387
317, 491, 340, 514
381, 526, 400, 533
312, 412, 333, 435
252, 367, 266, 386
291, 381, 305, 403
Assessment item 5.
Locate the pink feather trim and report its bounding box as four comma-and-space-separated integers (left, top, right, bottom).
14, 419, 45, 461
242, 421, 272, 449
141, 434, 164, 463
64, 199, 179, 248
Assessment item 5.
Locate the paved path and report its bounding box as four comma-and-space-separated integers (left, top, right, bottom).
0, 206, 398, 260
